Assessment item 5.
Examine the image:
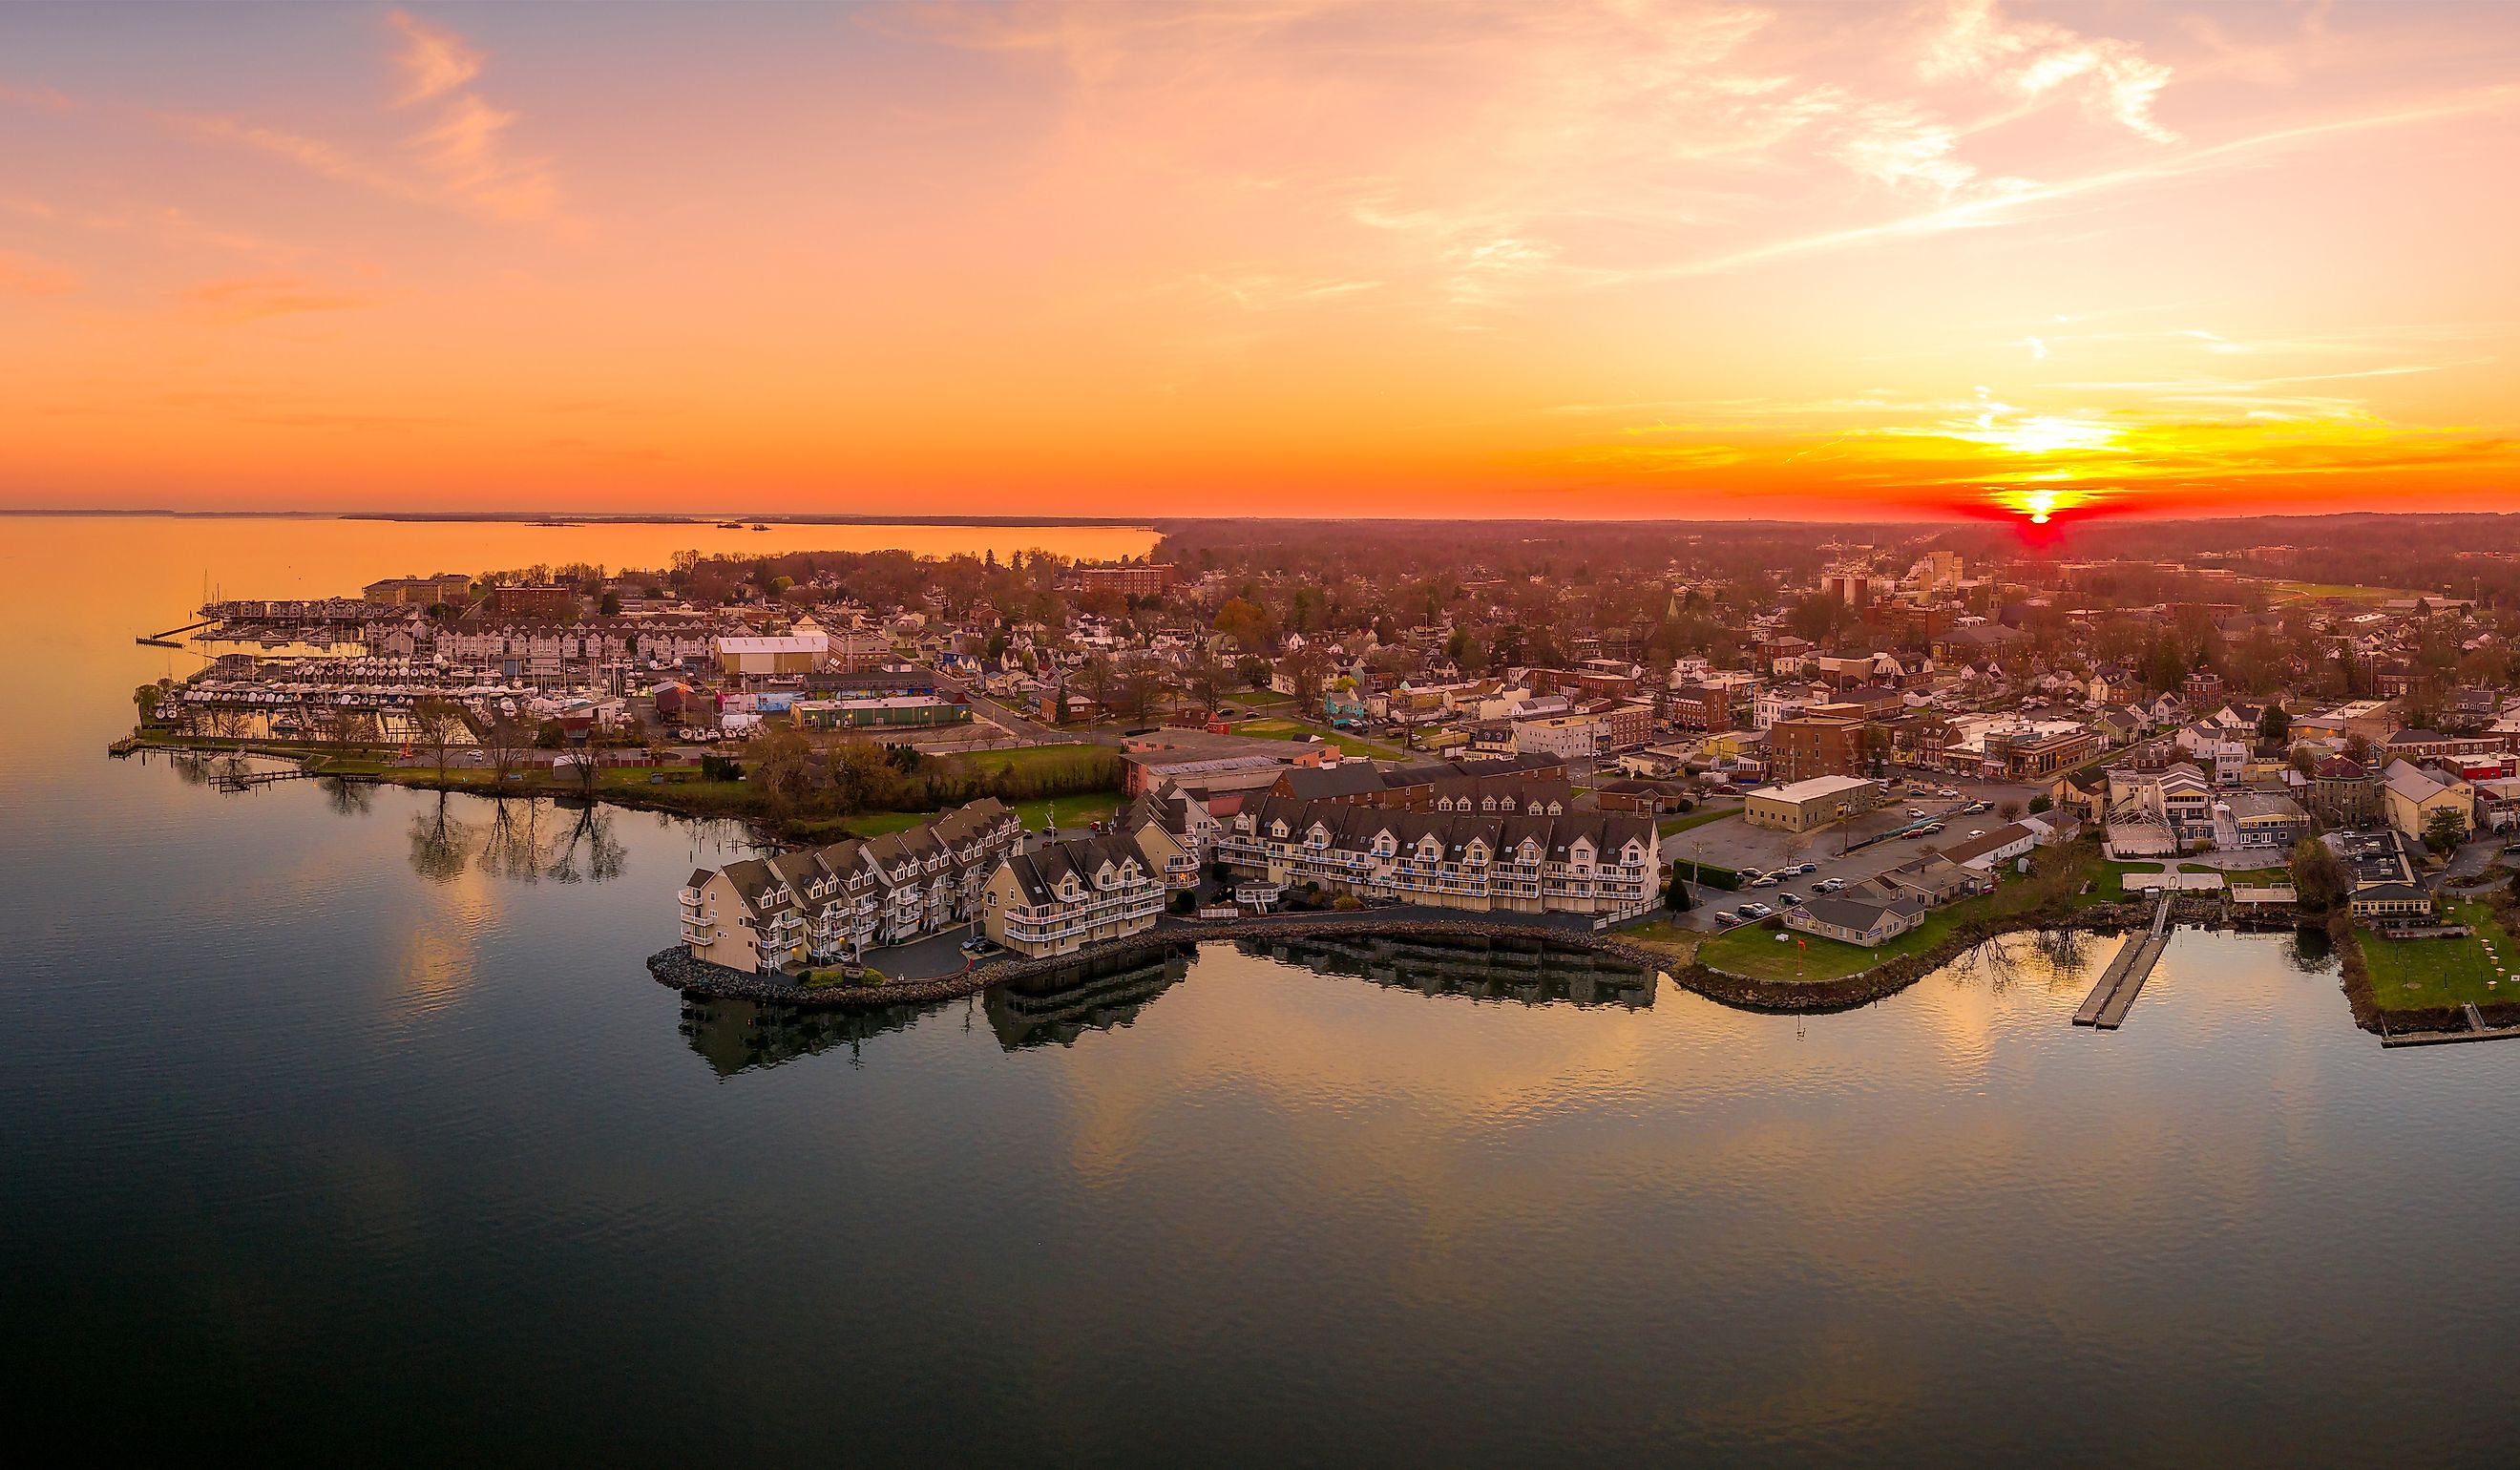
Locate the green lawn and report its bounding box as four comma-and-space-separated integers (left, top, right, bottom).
1698, 844, 2103, 982
1233, 718, 1405, 760
2358, 898, 2517, 1011
947, 743, 1115, 778
1655, 806, 1736, 838
2270, 579, 2420, 604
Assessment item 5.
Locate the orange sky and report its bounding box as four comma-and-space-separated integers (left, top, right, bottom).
3, 1, 2515, 521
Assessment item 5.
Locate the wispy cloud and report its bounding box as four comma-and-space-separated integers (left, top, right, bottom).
177, 10, 563, 225
387, 10, 483, 107
181, 274, 386, 324
0, 249, 79, 296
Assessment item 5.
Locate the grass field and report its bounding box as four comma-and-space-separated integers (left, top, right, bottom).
2270, 580, 2420, 604
1655, 806, 1736, 839
2357, 898, 2517, 1011
1698, 843, 2103, 982
1232, 718, 1405, 760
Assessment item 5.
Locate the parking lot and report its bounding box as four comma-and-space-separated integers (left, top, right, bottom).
1659, 772, 2046, 932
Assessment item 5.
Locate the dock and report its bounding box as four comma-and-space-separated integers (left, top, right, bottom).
2380, 1002, 2520, 1048
136, 618, 215, 648
2073, 892, 2174, 1030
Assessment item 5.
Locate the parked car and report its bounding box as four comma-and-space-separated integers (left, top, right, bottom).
1796, 863, 1818, 875
1966, 829, 1985, 839
1714, 910, 1740, 925
1905, 808, 1922, 817
1749, 874, 1779, 887
1780, 893, 1803, 907
1738, 901, 1773, 918
1737, 868, 1765, 881
1816, 877, 1846, 892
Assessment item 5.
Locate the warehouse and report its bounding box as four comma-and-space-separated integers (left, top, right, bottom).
1743, 774, 1882, 832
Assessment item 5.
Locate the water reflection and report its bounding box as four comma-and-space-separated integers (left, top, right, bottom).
985, 948, 1194, 1049
1240, 932, 1658, 1008
402, 793, 628, 886
679, 996, 938, 1077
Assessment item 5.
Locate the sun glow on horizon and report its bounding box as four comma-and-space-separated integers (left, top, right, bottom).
0, 1, 2516, 519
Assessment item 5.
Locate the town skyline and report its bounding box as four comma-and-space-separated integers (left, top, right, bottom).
6, 0, 2517, 524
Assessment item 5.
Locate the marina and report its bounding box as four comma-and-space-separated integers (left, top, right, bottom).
2072, 892, 2174, 1030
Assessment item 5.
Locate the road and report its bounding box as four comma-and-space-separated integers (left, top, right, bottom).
923, 666, 1121, 746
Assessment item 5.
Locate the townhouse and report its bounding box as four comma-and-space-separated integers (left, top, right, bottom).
980, 833, 1167, 958
678, 798, 1022, 972
1216, 795, 1658, 920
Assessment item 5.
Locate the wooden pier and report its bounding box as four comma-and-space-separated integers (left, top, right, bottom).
2379, 1002, 2520, 1048
2073, 893, 2174, 1030
135, 618, 215, 648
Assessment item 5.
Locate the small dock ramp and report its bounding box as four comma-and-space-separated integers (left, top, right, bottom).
2073, 894, 2173, 1030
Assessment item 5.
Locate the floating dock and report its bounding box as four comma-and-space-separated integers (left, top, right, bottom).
2073, 893, 2173, 1030
2379, 1001, 2520, 1048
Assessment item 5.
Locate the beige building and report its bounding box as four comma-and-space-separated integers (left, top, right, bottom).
1215, 796, 1658, 919
1744, 775, 1882, 832
2383, 760, 2472, 848
981, 833, 1166, 958
679, 798, 1021, 972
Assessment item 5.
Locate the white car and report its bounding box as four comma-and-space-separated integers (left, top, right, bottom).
1816, 877, 1846, 892
1749, 874, 1779, 888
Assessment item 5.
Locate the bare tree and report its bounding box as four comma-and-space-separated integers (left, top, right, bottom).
482, 717, 532, 787
410, 699, 466, 783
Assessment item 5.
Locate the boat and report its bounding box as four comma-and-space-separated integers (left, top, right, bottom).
715, 521, 745, 529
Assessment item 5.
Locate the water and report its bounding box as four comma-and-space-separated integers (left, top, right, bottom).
7, 516, 2520, 1465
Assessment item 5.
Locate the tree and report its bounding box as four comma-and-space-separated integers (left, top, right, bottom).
2290, 744, 2319, 780
1664, 864, 1694, 913
2289, 836, 2350, 914
1116, 661, 1171, 725
1998, 798, 2025, 821
598, 590, 622, 617
2257, 704, 2291, 750
1213, 597, 1272, 654
747, 724, 819, 817
1284, 646, 1334, 714
2342, 731, 2375, 767
2026, 793, 2052, 814
482, 717, 532, 786
133, 683, 162, 724
410, 699, 466, 783
2424, 805, 2468, 855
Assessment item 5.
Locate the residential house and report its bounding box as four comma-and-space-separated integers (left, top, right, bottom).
981, 833, 1166, 958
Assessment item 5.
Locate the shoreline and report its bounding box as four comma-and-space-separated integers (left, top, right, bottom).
644, 900, 2174, 1017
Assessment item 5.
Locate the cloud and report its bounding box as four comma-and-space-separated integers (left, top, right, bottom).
177, 12, 563, 225
0, 79, 74, 112
0, 249, 78, 296
1921, 0, 2177, 142
388, 10, 484, 107
181, 274, 386, 323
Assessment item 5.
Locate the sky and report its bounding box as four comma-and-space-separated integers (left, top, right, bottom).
2, 0, 2515, 523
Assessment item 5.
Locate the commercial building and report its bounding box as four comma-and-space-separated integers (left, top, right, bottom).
1216, 797, 1658, 919
1743, 775, 1882, 833
1079, 563, 1176, 598
362, 573, 472, 606
981, 833, 1166, 957
716, 633, 828, 678
489, 584, 580, 619
1768, 714, 1867, 784
791, 695, 972, 730
2383, 760, 2473, 847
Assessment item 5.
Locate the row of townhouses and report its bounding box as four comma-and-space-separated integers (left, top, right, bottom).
1214, 796, 1659, 919
679, 798, 1023, 972
980, 833, 1169, 958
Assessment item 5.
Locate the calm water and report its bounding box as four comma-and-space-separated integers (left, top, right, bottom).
7, 516, 2520, 1465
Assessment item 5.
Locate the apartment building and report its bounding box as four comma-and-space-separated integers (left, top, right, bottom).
981, 833, 1166, 957
678, 798, 1022, 972
1215, 796, 1658, 920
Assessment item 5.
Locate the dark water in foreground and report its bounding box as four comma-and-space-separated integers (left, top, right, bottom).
9, 518, 2520, 1465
